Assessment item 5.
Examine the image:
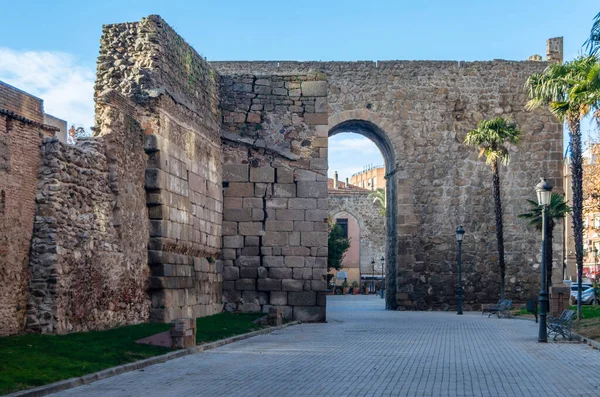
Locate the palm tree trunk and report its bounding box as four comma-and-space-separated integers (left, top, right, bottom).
491, 159, 506, 300
568, 115, 584, 320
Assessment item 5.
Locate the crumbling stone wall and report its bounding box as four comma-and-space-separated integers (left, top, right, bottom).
219, 73, 329, 321
96, 15, 223, 322
27, 92, 150, 333
0, 81, 57, 336
213, 60, 563, 309
329, 190, 386, 276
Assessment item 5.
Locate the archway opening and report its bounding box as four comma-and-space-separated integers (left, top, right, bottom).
328, 119, 398, 310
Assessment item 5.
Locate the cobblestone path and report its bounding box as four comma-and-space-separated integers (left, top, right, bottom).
50, 296, 600, 396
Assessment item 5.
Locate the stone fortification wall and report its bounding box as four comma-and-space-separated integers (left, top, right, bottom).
219, 73, 329, 321
213, 60, 563, 309
26, 92, 150, 334
328, 190, 386, 276
96, 15, 223, 322
0, 81, 58, 336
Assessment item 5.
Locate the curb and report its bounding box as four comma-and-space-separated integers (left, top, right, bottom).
509, 314, 600, 349
7, 321, 300, 397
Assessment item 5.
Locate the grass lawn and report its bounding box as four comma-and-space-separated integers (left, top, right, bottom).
571, 305, 600, 340
512, 304, 600, 341
0, 312, 266, 395
196, 312, 265, 344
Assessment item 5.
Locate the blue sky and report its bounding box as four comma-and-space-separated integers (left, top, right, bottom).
0, 1, 598, 180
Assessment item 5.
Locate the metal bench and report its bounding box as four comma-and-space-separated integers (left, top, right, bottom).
485, 299, 512, 318
547, 309, 575, 341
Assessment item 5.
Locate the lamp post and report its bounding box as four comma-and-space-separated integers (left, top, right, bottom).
371, 259, 375, 294
594, 247, 599, 305
380, 256, 385, 299
536, 178, 552, 343
456, 226, 465, 315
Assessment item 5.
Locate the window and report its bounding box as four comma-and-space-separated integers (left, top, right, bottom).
594, 216, 600, 229
336, 218, 348, 238
584, 217, 589, 229
362, 180, 366, 188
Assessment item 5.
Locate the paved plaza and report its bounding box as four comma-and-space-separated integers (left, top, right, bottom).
50, 296, 600, 396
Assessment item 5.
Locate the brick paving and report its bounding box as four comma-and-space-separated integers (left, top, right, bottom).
50, 296, 600, 396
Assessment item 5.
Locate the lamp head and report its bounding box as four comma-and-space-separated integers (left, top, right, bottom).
535, 178, 552, 206
456, 225, 465, 242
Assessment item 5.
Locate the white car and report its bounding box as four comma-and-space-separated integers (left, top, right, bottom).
571, 284, 595, 305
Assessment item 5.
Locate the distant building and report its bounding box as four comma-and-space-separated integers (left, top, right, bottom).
327, 171, 385, 291
349, 164, 385, 191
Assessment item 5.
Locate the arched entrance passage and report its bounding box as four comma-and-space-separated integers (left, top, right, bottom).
328, 119, 398, 310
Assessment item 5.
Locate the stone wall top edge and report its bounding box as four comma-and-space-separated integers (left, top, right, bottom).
211, 59, 549, 74
0, 80, 44, 103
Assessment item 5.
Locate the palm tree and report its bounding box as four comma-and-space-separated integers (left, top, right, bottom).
585, 12, 600, 56
369, 188, 386, 217
465, 117, 521, 300
519, 193, 571, 288
525, 55, 600, 319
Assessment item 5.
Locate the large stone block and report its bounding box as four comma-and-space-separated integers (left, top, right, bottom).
301, 232, 327, 247
282, 279, 304, 291
225, 182, 254, 197
250, 166, 275, 183
270, 291, 288, 306
293, 306, 325, 322
235, 256, 261, 267
223, 266, 239, 281
303, 113, 328, 125
301, 81, 327, 97
285, 256, 305, 267
277, 168, 294, 184
288, 198, 317, 210
265, 221, 294, 232
288, 291, 316, 306
275, 209, 304, 221
223, 164, 249, 182
223, 208, 252, 222
257, 279, 282, 291
223, 235, 244, 248
269, 268, 293, 279
305, 209, 328, 222
235, 278, 256, 291
297, 181, 327, 198
239, 222, 263, 236
273, 183, 296, 198
264, 256, 284, 267
263, 232, 288, 247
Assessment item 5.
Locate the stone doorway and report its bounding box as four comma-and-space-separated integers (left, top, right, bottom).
328, 120, 398, 310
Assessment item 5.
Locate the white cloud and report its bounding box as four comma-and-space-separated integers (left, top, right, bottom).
0, 48, 95, 130
328, 133, 385, 181
329, 134, 380, 154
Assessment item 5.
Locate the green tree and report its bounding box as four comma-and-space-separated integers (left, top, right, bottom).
585, 12, 600, 56
519, 193, 571, 288
465, 117, 521, 300
328, 223, 350, 271
525, 55, 600, 319
369, 188, 386, 217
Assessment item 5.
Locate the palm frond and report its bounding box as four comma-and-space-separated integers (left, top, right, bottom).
585, 12, 600, 56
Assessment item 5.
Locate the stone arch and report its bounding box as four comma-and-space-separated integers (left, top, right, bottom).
328, 116, 398, 310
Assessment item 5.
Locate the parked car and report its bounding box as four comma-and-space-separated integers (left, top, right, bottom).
571, 284, 595, 304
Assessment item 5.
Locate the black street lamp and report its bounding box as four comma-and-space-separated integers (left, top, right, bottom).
536, 177, 552, 343
456, 226, 465, 315
371, 259, 375, 294
380, 256, 385, 299
594, 247, 599, 305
